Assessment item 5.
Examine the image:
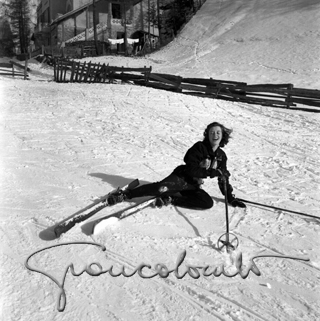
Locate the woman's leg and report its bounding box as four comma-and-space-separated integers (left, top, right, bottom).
127, 174, 213, 209
174, 189, 214, 209
127, 173, 196, 199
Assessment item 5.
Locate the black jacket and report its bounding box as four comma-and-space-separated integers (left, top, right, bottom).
173, 140, 234, 199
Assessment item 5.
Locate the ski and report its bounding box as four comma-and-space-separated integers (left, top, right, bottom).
54, 179, 139, 237
92, 195, 218, 235
92, 197, 157, 234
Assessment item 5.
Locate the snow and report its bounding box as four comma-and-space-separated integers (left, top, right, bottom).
94, 218, 121, 234
1, 0, 320, 320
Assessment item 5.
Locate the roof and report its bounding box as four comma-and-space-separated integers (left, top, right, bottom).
51, 0, 103, 25
51, 0, 143, 26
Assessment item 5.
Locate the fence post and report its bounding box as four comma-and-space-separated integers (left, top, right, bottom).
84, 62, 91, 82
58, 60, 62, 82
56, 60, 60, 82
60, 61, 64, 82
206, 77, 216, 96
80, 62, 86, 82
93, 62, 100, 82
70, 61, 75, 82
53, 59, 56, 81
286, 84, 294, 108
53, 59, 57, 82
63, 61, 68, 82
144, 66, 151, 84
24, 58, 28, 80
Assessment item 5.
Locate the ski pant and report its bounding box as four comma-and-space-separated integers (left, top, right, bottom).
127, 173, 214, 209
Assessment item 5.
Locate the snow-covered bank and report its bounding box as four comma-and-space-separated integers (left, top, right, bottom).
1, 0, 320, 320
151, 0, 320, 88
1, 77, 319, 320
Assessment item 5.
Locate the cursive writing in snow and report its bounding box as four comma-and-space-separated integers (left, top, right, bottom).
25, 241, 310, 312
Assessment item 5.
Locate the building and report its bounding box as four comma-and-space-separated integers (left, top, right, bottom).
34, 0, 160, 54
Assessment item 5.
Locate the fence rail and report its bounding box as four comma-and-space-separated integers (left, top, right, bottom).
53, 58, 320, 110
0, 60, 29, 79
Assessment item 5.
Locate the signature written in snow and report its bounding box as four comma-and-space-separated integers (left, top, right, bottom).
25, 241, 310, 312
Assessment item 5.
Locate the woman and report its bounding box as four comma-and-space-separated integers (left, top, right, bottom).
108, 122, 246, 209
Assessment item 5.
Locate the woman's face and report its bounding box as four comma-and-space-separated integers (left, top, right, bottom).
208, 126, 222, 147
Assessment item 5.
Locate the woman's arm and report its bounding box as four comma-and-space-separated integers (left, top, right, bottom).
184, 142, 222, 178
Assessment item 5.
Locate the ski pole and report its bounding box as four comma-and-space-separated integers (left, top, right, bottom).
217, 175, 239, 252
238, 198, 319, 220
223, 176, 230, 239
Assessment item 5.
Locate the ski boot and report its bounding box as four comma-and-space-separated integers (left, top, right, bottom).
154, 195, 173, 208
107, 189, 129, 205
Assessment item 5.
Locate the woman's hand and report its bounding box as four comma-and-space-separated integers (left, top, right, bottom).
209, 169, 223, 178
229, 198, 246, 208
199, 158, 211, 170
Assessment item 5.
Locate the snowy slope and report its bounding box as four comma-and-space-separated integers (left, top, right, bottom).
151, 0, 320, 88
1, 0, 320, 320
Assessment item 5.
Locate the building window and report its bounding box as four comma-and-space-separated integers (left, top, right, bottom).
112, 3, 121, 19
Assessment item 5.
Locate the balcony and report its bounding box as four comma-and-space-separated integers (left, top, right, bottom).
34, 23, 50, 34
111, 19, 132, 26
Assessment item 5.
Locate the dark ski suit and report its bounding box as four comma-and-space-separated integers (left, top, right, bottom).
127, 139, 234, 209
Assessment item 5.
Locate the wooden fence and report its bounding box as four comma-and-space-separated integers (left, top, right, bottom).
136, 73, 320, 109
0, 60, 29, 79
54, 59, 151, 84
53, 58, 320, 109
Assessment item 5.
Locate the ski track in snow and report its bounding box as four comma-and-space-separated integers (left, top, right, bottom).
87, 238, 272, 321
1, 0, 320, 320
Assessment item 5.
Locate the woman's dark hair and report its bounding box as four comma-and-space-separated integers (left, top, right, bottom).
203, 122, 233, 147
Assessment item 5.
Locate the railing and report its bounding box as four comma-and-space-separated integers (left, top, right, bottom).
30, 41, 107, 60
34, 23, 50, 33
111, 19, 132, 25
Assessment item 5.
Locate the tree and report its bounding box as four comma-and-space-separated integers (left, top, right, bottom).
145, 0, 158, 43
0, 17, 15, 56
92, 0, 99, 55
156, 0, 162, 45
162, 0, 192, 38
6, 0, 31, 54
0, 2, 14, 56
